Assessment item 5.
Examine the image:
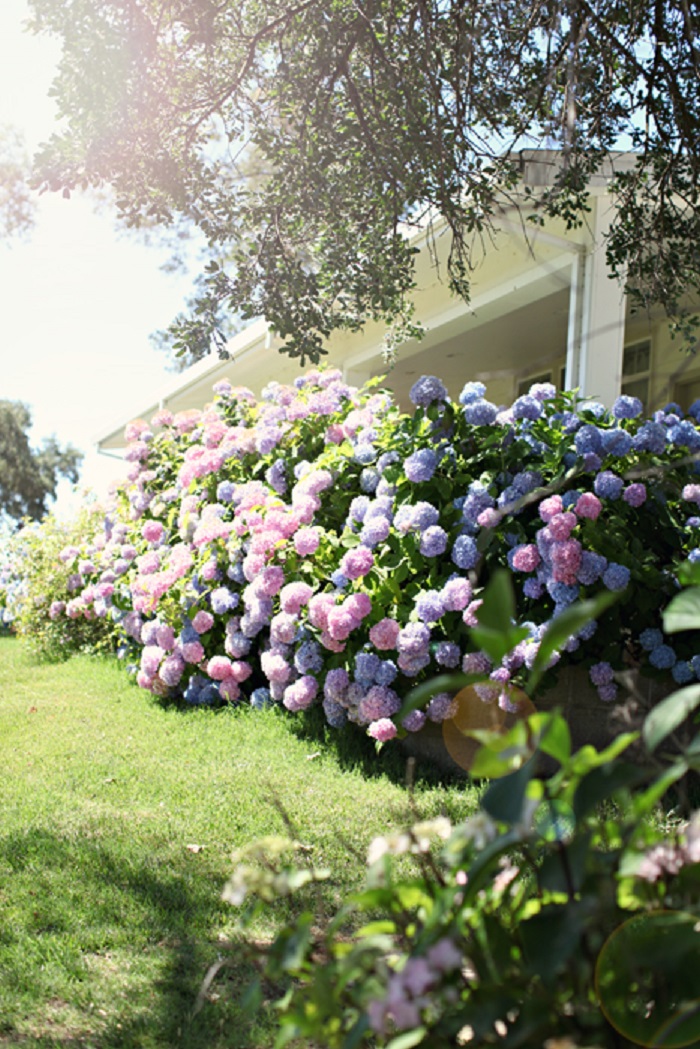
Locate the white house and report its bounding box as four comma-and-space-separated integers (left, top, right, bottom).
97, 151, 700, 454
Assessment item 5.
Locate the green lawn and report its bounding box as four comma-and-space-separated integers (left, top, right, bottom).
0, 638, 476, 1048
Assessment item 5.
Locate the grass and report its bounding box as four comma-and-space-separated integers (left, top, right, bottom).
0, 638, 477, 1048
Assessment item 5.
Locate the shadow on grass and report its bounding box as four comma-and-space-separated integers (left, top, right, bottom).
0, 829, 275, 1049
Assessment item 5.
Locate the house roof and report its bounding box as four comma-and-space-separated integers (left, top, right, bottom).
95, 150, 640, 452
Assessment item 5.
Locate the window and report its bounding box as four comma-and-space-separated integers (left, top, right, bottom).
621, 339, 651, 408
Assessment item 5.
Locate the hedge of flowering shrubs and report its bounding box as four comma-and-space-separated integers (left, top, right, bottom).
5, 367, 700, 743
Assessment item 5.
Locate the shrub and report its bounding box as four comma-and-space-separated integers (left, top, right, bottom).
0, 505, 119, 661
13, 369, 700, 743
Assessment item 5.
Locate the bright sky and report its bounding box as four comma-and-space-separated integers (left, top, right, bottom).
0, 0, 196, 517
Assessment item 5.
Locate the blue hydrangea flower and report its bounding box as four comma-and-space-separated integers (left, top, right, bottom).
612, 395, 643, 420
420, 525, 448, 557
602, 563, 630, 591
577, 551, 608, 586
435, 641, 461, 668
512, 470, 543, 494
375, 660, 398, 686
330, 569, 349, 589
579, 401, 607, 419
601, 428, 633, 457
668, 421, 700, 452
594, 471, 624, 500
355, 651, 382, 683
574, 424, 603, 456
348, 496, 370, 524
412, 501, 440, 532
404, 448, 438, 483
688, 400, 700, 421
459, 381, 487, 405
463, 399, 499, 426
216, 480, 236, 503
512, 394, 543, 421
562, 490, 583, 508
632, 421, 667, 454
377, 451, 400, 473
251, 687, 274, 710
415, 590, 446, 623
354, 443, 377, 465
210, 587, 238, 615
649, 644, 676, 670
409, 375, 448, 408
359, 515, 391, 547
451, 535, 479, 570
360, 468, 379, 493
672, 660, 694, 684
639, 627, 664, 651
322, 696, 347, 728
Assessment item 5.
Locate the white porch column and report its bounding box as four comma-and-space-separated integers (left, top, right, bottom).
567, 196, 626, 406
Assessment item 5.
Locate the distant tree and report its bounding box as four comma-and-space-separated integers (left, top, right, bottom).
0, 401, 82, 523
26, 0, 700, 364
0, 125, 35, 241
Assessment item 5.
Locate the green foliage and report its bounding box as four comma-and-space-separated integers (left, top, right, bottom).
223, 577, 700, 1047
26, 0, 700, 363
0, 399, 82, 523
0, 507, 117, 661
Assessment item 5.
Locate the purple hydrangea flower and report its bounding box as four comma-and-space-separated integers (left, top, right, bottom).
435, 641, 461, 668
404, 448, 438, 483
451, 535, 479, 570
415, 590, 446, 624
359, 516, 391, 548
409, 375, 448, 408
623, 483, 647, 508
589, 661, 614, 687
577, 551, 608, 586
420, 525, 448, 557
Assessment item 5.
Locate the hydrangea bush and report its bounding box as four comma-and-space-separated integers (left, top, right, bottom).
0, 504, 119, 661
6, 368, 700, 741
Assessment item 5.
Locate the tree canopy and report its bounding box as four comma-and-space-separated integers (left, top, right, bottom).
0, 126, 35, 242
26, 0, 700, 364
0, 401, 82, 523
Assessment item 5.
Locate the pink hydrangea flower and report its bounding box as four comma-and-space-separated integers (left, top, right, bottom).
219, 679, 240, 702
294, 527, 321, 556
575, 492, 602, 520
539, 495, 563, 522
345, 592, 371, 620
230, 660, 252, 683
192, 610, 214, 633
181, 641, 205, 664
511, 544, 541, 572
283, 675, 318, 711
261, 650, 292, 684
368, 718, 397, 742
279, 582, 314, 614
142, 520, 164, 544
207, 656, 234, 680
551, 539, 583, 584
340, 545, 374, 579
369, 618, 400, 650
547, 511, 577, 540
